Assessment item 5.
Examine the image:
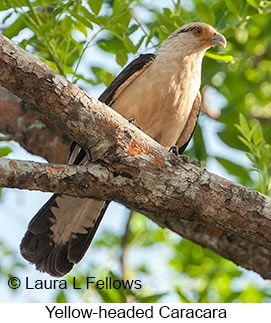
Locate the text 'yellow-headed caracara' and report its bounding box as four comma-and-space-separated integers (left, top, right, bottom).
20, 22, 226, 277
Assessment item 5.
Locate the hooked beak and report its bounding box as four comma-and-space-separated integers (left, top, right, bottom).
211, 33, 227, 48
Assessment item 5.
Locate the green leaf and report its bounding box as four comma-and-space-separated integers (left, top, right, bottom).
0, 146, 12, 157
237, 114, 251, 139
128, 24, 139, 35
80, 6, 107, 25
95, 271, 127, 303
0, 1, 12, 10
70, 13, 93, 30
160, 8, 177, 33
238, 135, 252, 151
116, 49, 128, 67
103, 72, 115, 87
96, 289, 116, 303
216, 157, 252, 184
205, 52, 234, 63
225, 0, 242, 18
252, 123, 264, 147
239, 284, 265, 302
55, 290, 67, 303
245, 153, 254, 163
246, 0, 260, 9
61, 16, 74, 32
97, 37, 124, 54
2, 16, 26, 38
88, 0, 103, 15
73, 20, 88, 36
196, 1, 216, 25
113, 0, 123, 14
122, 37, 136, 53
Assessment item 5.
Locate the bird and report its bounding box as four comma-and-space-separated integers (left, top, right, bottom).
20, 22, 226, 277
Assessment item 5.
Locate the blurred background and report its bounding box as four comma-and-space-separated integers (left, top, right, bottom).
0, 0, 271, 302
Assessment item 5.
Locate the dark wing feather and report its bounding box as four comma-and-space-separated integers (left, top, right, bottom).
176, 92, 201, 154
68, 53, 156, 163
99, 53, 156, 105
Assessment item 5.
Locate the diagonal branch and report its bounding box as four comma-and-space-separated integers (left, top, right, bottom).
0, 34, 271, 278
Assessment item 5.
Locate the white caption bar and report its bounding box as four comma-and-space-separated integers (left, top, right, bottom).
1, 303, 270, 322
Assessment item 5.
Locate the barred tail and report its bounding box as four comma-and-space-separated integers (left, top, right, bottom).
20, 194, 108, 277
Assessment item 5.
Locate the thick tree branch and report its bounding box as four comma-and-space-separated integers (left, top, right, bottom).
0, 86, 70, 163
1, 157, 271, 278
0, 34, 271, 278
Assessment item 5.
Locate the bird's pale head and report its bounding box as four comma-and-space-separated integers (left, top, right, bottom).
161, 22, 226, 55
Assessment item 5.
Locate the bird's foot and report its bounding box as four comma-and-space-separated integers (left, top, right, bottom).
190, 159, 201, 167
169, 146, 201, 166
169, 145, 178, 156
128, 117, 142, 130
82, 145, 92, 161
169, 146, 190, 162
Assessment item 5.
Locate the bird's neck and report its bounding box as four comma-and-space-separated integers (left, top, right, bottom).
156, 47, 205, 77
155, 49, 205, 93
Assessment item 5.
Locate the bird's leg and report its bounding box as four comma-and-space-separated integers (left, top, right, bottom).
169, 145, 178, 156
169, 145, 201, 167
86, 148, 92, 161
81, 144, 92, 161
169, 145, 190, 162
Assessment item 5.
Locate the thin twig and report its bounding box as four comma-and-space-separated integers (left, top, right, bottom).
0, 135, 13, 142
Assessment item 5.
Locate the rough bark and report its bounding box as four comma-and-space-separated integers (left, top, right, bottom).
0, 86, 70, 163
0, 34, 271, 279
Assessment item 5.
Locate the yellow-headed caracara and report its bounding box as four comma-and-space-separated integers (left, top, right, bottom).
20, 22, 226, 276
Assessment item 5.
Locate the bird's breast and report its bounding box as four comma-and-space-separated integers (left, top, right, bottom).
112, 58, 201, 148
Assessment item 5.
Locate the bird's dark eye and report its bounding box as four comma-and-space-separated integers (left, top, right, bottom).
195, 28, 202, 34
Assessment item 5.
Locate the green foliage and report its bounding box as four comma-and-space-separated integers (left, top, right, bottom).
236, 114, 271, 194
53, 213, 271, 303
225, 0, 242, 18
0, 146, 12, 157
1, 0, 271, 303
170, 238, 271, 302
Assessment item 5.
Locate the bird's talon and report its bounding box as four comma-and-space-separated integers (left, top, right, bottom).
169, 146, 189, 164
128, 117, 142, 130
191, 159, 201, 167
85, 147, 92, 161
180, 155, 190, 163
169, 145, 178, 156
